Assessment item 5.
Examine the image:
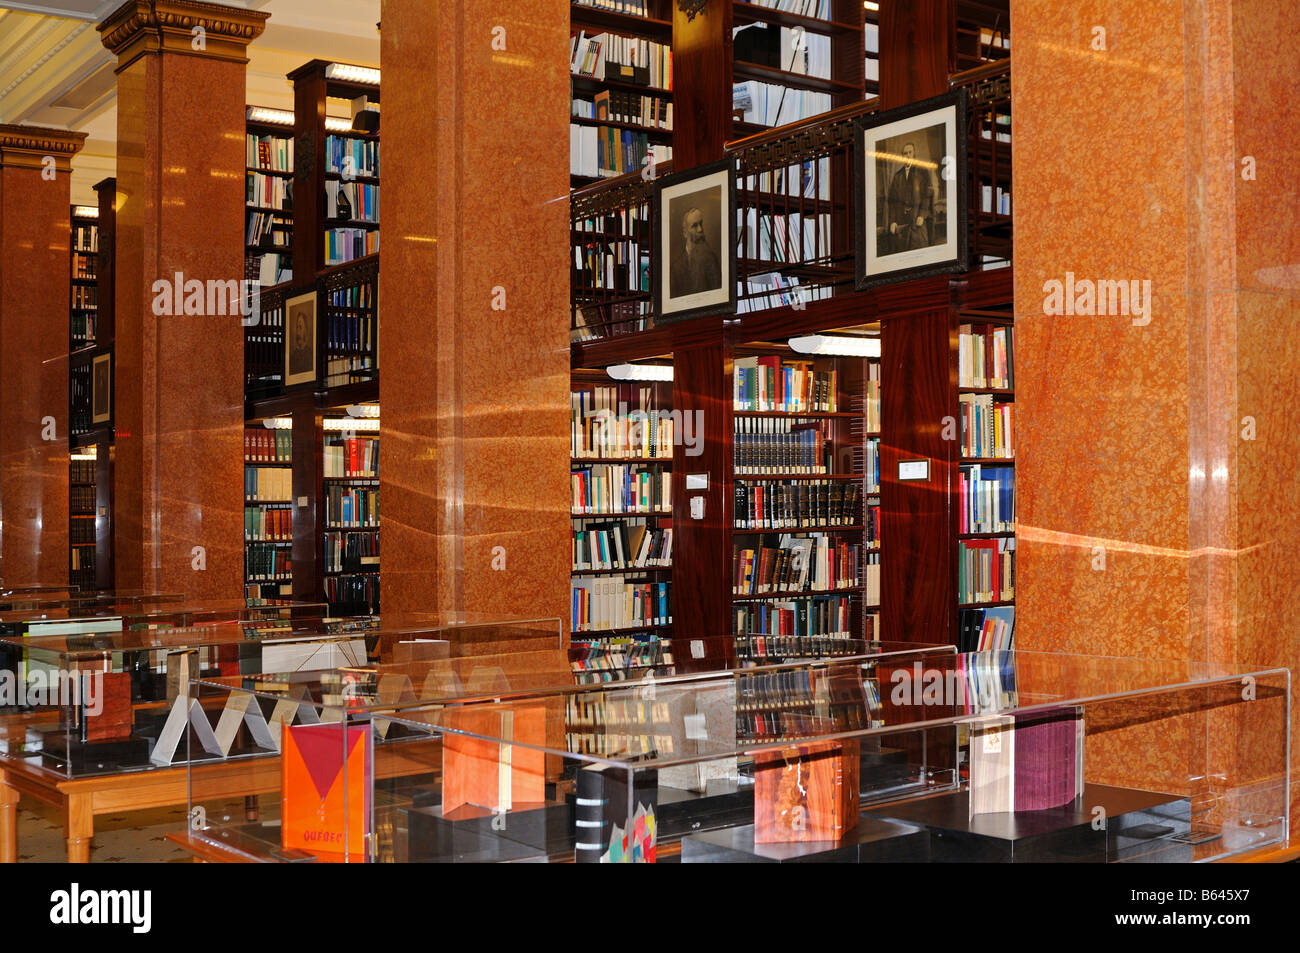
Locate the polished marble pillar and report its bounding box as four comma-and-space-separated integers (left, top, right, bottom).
1014, 0, 1300, 818
379, 1, 571, 631
98, 0, 268, 597
0, 125, 85, 585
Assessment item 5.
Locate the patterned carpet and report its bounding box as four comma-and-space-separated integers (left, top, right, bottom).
16, 800, 191, 863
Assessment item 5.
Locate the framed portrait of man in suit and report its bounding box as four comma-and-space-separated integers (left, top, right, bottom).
284, 290, 318, 387
854, 89, 968, 289
653, 158, 737, 324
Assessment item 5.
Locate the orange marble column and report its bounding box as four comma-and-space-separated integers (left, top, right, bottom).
0, 125, 86, 586
98, 0, 268, 598
379, 2, 571, 632
1014, 0, 1300, 816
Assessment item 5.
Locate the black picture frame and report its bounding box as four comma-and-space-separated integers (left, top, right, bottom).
284, 290, 318, 387
653, 157, 738, 324
854, 89, 968, 290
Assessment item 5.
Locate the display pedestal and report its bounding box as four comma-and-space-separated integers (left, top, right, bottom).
865, 782, 1192, 862
406, 801, 573, 863
655, 779, 754, 838
681, 816, 927, 863
40, 730, 151, 775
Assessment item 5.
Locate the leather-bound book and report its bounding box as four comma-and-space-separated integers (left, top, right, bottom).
754, 740, 859, 843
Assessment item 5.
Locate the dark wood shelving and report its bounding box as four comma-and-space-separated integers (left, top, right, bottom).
568, 115, 673, 139
732, 1, 862, 35
733, 60, 859, 95
571, 565, 672, 575
569, 3, 673, 41
734, 523, 863, 534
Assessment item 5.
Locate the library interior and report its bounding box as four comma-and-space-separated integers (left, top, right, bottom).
0, 0, 1294, 868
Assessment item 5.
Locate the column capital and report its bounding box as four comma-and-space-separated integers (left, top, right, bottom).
98, 0, 269, 71
0, 124, 87, 172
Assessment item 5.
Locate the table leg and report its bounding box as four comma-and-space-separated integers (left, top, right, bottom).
66, 794, 92, 864
244, 795, 259, 821
0, 771, 17, 863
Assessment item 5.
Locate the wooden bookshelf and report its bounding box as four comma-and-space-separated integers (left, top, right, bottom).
570, 367, 673, 640
321, 412, 380, 615
243, 423, 294, 601
69, 204, 98, 352
245, 108, 295, 287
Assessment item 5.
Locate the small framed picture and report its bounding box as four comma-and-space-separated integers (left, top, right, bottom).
855, 89, 968, 289
653, 158, 737, 323
284, 290, 317, 387
91, 352, 111, 425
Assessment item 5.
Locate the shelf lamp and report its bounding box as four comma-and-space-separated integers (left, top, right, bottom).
247, 106, 353, 133
324, 418, 380, 432
345, 404, 380, 418
262, 417, 293, 430
788, 335, 881, 358
325, 64, 381, 86
606, 363, 674, 382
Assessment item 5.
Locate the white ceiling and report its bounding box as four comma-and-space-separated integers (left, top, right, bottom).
0, 0, 380, 203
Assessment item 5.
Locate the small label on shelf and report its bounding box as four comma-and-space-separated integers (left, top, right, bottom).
898, 459, 929, 481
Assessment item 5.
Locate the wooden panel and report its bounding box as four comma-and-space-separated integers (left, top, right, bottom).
290, 398, 324, 604
753, 739, 859, 842
878, 0, 953, 110
670, 330, 734, 664
291, 66, 327, 282
672, 0, 734, 169
830, 0, 867, 106
880, 307, 957, 644
93, 177, 116, 346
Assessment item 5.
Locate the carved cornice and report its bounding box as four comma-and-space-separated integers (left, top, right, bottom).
98, 0, 269, 72
0, 124, 87, 172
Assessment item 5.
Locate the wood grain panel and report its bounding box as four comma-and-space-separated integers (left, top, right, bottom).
672, 0, 734, 169
880, 307, 957, 644
878, 0, 954, 110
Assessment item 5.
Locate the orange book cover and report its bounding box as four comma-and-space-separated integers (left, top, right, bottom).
442, 705, 546, 814
281, 722, 373, 861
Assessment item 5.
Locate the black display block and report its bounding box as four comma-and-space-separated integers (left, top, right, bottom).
655, 779, 754, 838
405, 801, 574, 863
40, 730, 152, 774
681, 816, 929, 864
865, 782, 1193, 862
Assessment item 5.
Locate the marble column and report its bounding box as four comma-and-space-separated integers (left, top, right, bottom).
379, 1, 571, 632
1014, 0, 1300, 819
98, 0, 268, 597
0, 125, 86, 586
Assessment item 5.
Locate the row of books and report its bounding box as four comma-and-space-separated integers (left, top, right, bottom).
71, 547, 95, 574
574, 90, 673, 130
326, 283, 377, 353
327, 182, 379, 223
743, 158, 832, 201
733, 80, 831, 128
734, 356, 839, 413
570, 464, 671, 515
733, 419, 830, 474
71, 286, 97, 310
737, 273, 827, 314
326, 485, 379, 528
247, 173, 292, 210
245, 505, 291, 542
325, 573, 379, 614
324, 438, 378, 479
980, 184, 1012, 216
739, 0, 832, 18
566, 697, 672, 729
733, 480, 865, 530
741, 209, 832, 265
734, 593, 856, 638
70, 485, 95, 514
958, 608, 1016, 655
572, 232, 649, 291
325, 135, 380, 177
566, 731, 673, 758
571, 0, 651, 13
325, 355, 375, 384
958, 464, 1015, 534
571, 385, 672, 459
71, 313, 95, 344
738, 708, 871, 744
572, 522, 673, 572
325, 229, 379, 266
72, 223, 97, 253
246, 210, 290, 249
734, 536, 867, 596
245, 465, 291, 502
737, 668, 818, 712
959, 394, 1014, 459
959, 323, 1013, 389
324, 530, 379, 574
570, 124, 672, 179
248, 252, 291, 287
246, 132, 293, 173
70, 459, 95, 484
569, 638, 671, 677
734, 633, 864, 661
734, 21, 832, 79
71, 517, 95, 544
245, 427, 291, 464
73, 252, 96, 279
570, 31, 672, 91
959, 538, 1016, 605
571, 577, 672, 632
245, 542, 290, 582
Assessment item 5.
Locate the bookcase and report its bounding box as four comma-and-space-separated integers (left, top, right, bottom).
955, 312, 1014, 652
69, 452, 97, 590
570, 368, 673, 640
244, 422, 294, 601
321, 411, 380, 615
245, 108, 295, 287
69, 204, 98, 351
730, 342, 879, 643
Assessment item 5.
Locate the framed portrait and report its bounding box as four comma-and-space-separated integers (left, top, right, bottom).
284, 290, 317, 387
653, 158, 737, 323
855, 89, 968, 289
91, 352, 111, 425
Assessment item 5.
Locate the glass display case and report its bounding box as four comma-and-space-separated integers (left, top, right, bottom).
185, 650, 1289, 863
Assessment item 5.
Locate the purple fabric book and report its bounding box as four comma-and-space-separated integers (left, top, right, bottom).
1012, 707, 1081, 812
